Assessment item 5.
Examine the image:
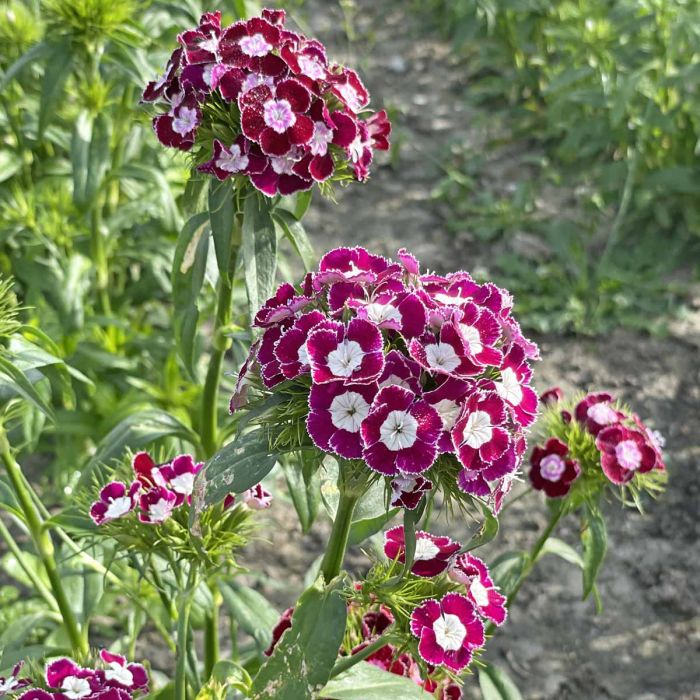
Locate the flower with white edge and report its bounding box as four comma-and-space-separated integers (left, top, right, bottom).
90, 481, 140, 526
384, 526, 460, 578
410, 593, 485, 672
450, 553, 507, 626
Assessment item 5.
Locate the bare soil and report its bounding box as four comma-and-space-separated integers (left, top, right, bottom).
246, 2, 700, 698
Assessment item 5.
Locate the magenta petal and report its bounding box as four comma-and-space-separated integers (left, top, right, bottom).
275, 78, 311, 112
410, 599, 442, 636
288, 114, 314, 145
249, 165, 279, 196
46, 658, 82, 687
241, 105, 266, 141
260, 127, 291, 156
309, 153, 334, 181
418, 627, 446, 666
278, 173, 313, 196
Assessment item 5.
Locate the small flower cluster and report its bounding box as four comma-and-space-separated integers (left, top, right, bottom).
142, 9, 390, 196
14, 652, 147, 700
383, 527, 506, 674
89, 451, 271, 527
529, 389, 666, 498
235, 247, 539, 511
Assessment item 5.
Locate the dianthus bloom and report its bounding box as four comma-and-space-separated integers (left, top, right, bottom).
532, 390, 666, 497
17, 652, 148, 699
90, 451, 270, 526
450, 553, 507, 626
383, 526, 460, 578
142, 9, 390, 196
0, 662, 29, 696
529, 437, 581, 498
410, 593, 485, 672
235, 247, 539, 510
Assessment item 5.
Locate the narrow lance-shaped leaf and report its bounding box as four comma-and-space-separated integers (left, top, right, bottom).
581, 505, 608, 600
208, 179, 236, 276
321, 662, 430, 699
38, 40, 74, 138
273, 209, 315, 270
71, 111, 92, 209
242, 194, 277, 324
85, 113, 112, 204
219, 581, 280, 651
478, 662, 524, 700
172, 213, 211, 378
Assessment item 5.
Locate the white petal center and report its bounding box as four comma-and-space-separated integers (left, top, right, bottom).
470, 579, 490, 607
433, 398, 461, 432
216, 144, 249, 173
149, 499, 172, 523
587, 402, 618, 425
170, 472, 195, 496
425, 342, 460, 373
433, 613, 467, 652
105, 664, 134, 687
365, 302, 401, 326
615, 440, 642, 471
329, 391, 370, 433
327, 339, 364, 377
540, 454, 566, 482
62, 677, 91, 700
460, 324, 483, 355
414, 537, 440, 561
105, 496, 132, 520
495, 367, 523, 405
379, 410, 418, 451
461, 410, 493, 449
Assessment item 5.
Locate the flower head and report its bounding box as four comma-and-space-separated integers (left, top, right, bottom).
596, 425, 658, 485
574, 392, 626, 435
243, 483, 273, 509
529, 438, 581, 498
383, 526, 460, 577
90, 482, 140, 525
0, 662, 30, 696
410, 593, 485, 672
450, 553, 507, 626
143, 10, 390, 196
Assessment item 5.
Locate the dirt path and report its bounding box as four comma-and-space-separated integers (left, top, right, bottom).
257, 2, 700, 698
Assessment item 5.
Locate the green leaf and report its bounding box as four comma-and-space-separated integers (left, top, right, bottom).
0, 40, 49, 92
488, 551, 527, 596
0, 354, 55, 421
0, 149, 22, 183
581, 506, 607, 600
192, 429, 277, 511
462, 502, 499, 552
208, 179, 236, 276
538, 537, 583, 568
280, 451, 322, 535
321, 662, 430, 699
241, 194, 277, 324
172, 213, 210, 377
273, 209, 315, 270
38, 40, 74, 138
85, 113, 112, 204
251, 579, 347, 700
293, 190, 312, 220
219, 581, 279, 651
71, 111, 92, 208
80, 409, 197, 484
478, 662, 523, 700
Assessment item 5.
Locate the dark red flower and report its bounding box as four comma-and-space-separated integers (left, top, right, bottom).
529, 438, 581, 497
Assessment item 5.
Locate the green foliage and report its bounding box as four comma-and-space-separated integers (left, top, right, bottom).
424, 0, 700, 333
321, 661, 432, 699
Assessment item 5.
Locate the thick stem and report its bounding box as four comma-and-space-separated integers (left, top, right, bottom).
485, 504, 564, 637
0, 433, 88, 658
320, 492, 359, 582
175, 567, 198, 700
200, 217, 241, 459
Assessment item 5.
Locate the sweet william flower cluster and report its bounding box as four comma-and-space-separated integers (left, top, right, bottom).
11, 653, 147, 700
529, 389, 666, 499
142, 9, 390, 196
235, 247, 539, 510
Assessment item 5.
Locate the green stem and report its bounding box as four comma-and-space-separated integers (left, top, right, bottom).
320, 491, 359, 582
90, 203, 112, 318
329, 628, 396, 679
0, 432, 88, 658
203, 587, 220, 679
175, 567, 198, 700
200, 218, 241, 458
485, 504, 565, 636
0, 516, 57, 611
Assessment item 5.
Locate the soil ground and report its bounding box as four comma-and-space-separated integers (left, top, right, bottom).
245, 2, 700, 698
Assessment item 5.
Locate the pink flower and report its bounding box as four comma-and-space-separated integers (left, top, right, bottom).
90, 482, 140, 525
314, 247, 394, 288
257, 324, 288, 389
98, 651, 148, 692
0, 662, 30, 696
450, 553, 507, 626
244, 483, 273, 509
383, 526, 460, 577
632, 413, 666, 470
138, 487, 178, 524
452, 391, 511, 471
307, 318, 384, 385
494, 345, 539, 427
45, 658, 95, 698
307, 381, 378, 459
596, 425, 657, 485
198, 137, 267, 180
376, 350, 422, 394
132, 451, 158, 486
153, 454, 203, 505
390, 474, 432, 510
529, 438, 580, 498
423, 377, 473, 453
540, 386, 563, 406
274, 311, 327, 379
575, 392, 626, 435
253, 282, 313, 328
410, 593, 485, 672
409, 323, 480, 379
361, 605, 395, 637
361, 386, 442, 475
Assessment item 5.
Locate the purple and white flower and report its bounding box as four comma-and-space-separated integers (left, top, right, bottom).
90, 482, 140, 526
384, 526, 460, 578
450, 553, 507, 626
138, 487, 178, 524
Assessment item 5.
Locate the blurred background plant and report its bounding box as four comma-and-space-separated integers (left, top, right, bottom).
423, 0, 700, 333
